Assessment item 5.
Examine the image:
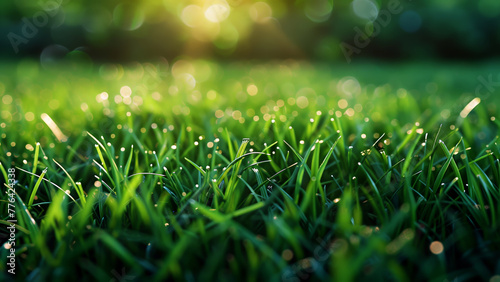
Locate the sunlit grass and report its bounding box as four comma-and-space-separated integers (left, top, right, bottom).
1, 60, 500, 281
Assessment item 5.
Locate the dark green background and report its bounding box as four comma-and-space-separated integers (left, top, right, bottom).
1, 0, 499, 61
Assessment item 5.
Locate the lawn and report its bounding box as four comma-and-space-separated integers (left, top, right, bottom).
1, 60, 500, 281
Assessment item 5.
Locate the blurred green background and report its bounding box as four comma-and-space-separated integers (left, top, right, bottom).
1, 0, 500, 62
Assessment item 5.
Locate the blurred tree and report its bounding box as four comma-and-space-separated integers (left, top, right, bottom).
1, 0, 498, 61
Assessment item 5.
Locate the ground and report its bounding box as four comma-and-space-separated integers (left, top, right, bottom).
1, 60, 500, 281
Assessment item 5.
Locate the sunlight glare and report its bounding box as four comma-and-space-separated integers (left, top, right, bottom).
204, 1, 230, 23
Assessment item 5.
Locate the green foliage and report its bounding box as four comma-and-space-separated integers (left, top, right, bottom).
3, 1, 500, 60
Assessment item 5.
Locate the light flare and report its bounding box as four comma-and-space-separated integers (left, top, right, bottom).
41, 113, 68, 142
460, 97, 481, 118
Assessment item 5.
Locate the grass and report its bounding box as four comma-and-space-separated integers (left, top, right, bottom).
1, 59, 500, 281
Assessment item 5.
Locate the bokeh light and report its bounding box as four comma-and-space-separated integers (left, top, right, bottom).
204, 0, 231, 23
429, 241, 444, 255
113, 3, 144, 31
399, 11, 423, 33
352, 0, 379, 21
305, 0, 334, 22
40, 45, 68, 69
250, 2, 273, 23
